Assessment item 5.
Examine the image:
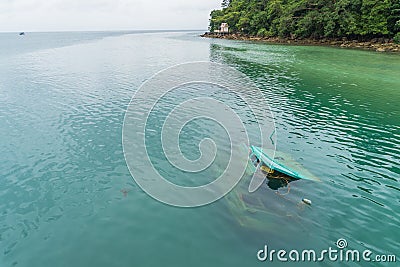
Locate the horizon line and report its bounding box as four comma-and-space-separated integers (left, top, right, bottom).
0, 29, 207, 34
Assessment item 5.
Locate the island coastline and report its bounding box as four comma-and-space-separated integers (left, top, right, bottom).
201, 32, 400, 53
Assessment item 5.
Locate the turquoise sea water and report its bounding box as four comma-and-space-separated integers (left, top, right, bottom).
0, 31, 399, 267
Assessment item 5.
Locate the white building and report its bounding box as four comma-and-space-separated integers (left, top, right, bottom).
214, 23, 229, 34
220, 23, 229, 33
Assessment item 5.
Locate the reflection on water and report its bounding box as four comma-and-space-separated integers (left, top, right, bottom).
0, 32, 399, 267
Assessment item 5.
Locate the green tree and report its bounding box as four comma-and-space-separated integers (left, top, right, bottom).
209, 0, 397, 40
359, 0, 390, 37
209, 9, 224, 32
387, 0, 400, 34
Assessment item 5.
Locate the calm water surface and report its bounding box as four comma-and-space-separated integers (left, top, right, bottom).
0, 31, 399, 267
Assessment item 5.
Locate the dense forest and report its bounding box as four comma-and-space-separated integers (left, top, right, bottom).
209, 0, 400, 42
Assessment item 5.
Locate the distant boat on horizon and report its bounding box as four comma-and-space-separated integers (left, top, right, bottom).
19, 32, 25, 36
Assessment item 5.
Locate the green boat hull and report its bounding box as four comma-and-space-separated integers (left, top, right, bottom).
250, 146, 320, 182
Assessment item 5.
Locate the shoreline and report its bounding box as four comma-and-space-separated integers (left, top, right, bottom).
201, 33, 400, 53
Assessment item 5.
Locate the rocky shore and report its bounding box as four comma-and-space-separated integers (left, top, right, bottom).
201, 33, 400, 53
